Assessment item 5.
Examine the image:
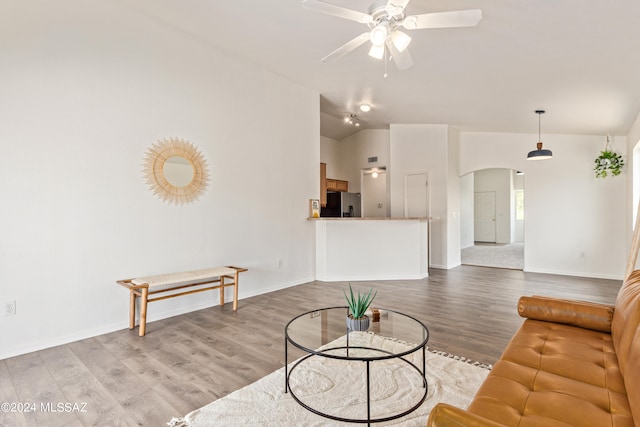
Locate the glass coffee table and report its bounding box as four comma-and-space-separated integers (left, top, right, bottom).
284, 306, 429, 425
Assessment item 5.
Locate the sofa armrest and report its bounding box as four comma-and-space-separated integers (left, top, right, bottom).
428, 403, 505, 427
518, 295, 614, 333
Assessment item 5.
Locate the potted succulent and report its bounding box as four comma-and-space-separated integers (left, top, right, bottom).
594, 137, 624, 178
344, 283, 377, 331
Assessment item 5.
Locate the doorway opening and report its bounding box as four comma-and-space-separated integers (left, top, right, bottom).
460, 168, 524, 270
361, 167, 389, 217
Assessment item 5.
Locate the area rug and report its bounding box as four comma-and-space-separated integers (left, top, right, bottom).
168, 332, 490, 426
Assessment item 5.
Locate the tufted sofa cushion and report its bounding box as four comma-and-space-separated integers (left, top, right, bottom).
465, 320, 633, 426
428, 272, 640, 427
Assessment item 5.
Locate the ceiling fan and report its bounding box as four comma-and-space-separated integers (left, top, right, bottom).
302, 0, 482, 70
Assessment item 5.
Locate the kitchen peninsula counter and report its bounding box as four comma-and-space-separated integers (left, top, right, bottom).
309, 217, 428, 221
312, 217, 429, 281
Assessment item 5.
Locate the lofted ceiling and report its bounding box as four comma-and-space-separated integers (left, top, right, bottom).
119, 0, 640, 141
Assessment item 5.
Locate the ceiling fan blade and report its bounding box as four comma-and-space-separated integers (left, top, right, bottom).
321, 32, 370, 63
403, 9, 482, 30
386, 39, 413, 70
302, 0, 373, 24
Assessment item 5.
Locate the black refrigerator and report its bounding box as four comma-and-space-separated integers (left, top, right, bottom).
321, 192, 361, 217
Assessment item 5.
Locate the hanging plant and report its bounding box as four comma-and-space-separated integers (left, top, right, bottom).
594, 136, 624, 178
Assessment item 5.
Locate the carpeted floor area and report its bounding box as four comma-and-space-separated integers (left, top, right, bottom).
461, 242, 524, 270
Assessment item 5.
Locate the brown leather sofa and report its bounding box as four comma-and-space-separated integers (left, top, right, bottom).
428, 269, 640, 427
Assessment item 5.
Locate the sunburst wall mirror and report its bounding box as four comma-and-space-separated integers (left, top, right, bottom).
143, 138, 209, 205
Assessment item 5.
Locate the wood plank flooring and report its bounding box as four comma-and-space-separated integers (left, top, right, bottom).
0, 266, 622, 427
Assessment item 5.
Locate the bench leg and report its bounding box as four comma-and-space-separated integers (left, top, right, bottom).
139, 287, 149, 337
219, 275, 225, 306
233, 271, 239, 311
129, 290, 136, 330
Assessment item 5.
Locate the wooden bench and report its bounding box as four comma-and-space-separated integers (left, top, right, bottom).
117, 266, 247, 336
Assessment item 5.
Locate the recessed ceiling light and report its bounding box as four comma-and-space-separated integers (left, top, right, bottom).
359, 104, 371, 112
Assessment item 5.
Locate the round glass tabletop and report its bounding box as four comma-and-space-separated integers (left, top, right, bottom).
285, 306, 429, 360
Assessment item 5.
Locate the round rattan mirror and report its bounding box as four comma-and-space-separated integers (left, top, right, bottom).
143, 138, 209, 205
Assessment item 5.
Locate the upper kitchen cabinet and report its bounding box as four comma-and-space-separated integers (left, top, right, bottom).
326, 178, 348, 192
321, 162, 349, 208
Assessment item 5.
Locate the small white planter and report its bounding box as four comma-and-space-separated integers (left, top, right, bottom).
346, 315, 370, 331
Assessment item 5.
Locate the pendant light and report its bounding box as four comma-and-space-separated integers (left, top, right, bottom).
527, 110, 553, 160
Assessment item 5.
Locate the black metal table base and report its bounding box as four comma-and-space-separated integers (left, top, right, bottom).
284, 343, 428, 426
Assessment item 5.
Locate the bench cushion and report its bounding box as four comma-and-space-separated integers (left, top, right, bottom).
131, 267, 237, 288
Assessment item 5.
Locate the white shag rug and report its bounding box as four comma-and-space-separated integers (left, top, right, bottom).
168, 333, 490, 426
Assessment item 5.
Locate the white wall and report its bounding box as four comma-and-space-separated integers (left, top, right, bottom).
320, 135, 341, 179
338, 129, 390, 193
446, 127, 462, 267
460, 173, 474, 248
390, 124, 455, 269
460, 132, 627, 279
0, 1, 319, 359
514, 172, 525, 242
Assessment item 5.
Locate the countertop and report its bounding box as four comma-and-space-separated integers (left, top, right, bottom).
308, 217, 429, 221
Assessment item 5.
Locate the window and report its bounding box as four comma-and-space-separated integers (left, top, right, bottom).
515, 190, 524, 220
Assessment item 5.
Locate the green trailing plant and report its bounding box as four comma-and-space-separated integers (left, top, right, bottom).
594, 137, 624, 178
343, 283, 377, 319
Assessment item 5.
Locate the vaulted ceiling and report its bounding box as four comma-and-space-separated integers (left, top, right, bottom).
120, 0, 640, 140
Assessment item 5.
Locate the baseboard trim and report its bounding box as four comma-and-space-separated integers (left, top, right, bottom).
316, 273, 428, 282
522, 267, 623, 281
0, 276, 315, 361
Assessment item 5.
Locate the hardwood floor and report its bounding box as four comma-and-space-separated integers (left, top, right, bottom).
0, 266, 622, 426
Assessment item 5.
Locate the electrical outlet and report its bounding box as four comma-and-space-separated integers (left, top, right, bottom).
4, 301, 16, 316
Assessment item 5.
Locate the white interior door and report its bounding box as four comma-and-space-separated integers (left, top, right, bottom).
474, 191, 496, 242
405, 172, 430, 268
406, 173, 428, 217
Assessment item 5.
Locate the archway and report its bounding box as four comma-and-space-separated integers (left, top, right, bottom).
460, 168, 524, 270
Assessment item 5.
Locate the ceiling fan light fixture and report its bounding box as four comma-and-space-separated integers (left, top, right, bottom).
302, 1, 483, 72
391, 30, 411, 52
369, 24, 388, 46
368, 44, 385, 59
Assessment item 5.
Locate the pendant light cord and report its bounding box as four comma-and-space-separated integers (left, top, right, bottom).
535, 110, 545, 142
